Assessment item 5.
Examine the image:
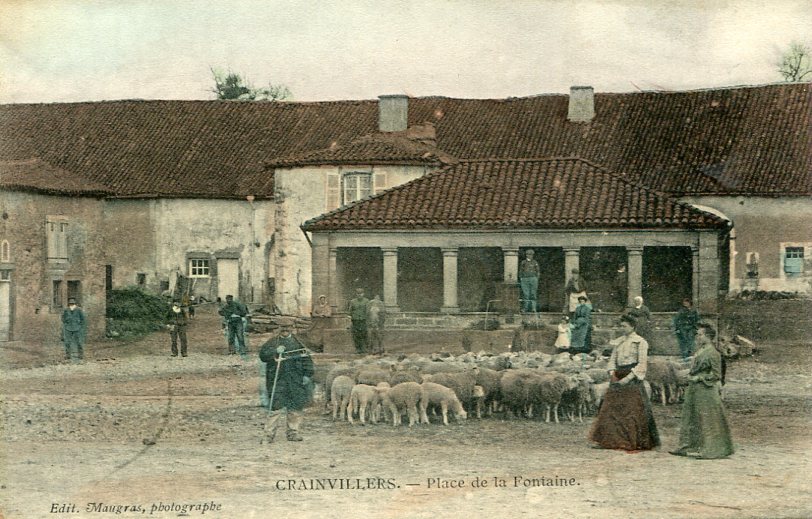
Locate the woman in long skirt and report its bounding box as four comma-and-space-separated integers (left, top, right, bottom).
589, 314, 660, 451
670, 323, 734, 459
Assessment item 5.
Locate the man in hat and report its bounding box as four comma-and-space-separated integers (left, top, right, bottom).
347, 288, 370, 354
166, 300, 190, 357
218, 295, 248, 355
61, 297, 86, 361
259, 317, 314, 442
518, 249, 541, 312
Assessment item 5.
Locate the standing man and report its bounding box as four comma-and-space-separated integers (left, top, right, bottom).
673, 298, 700, 361
518, 249, 541, 313
166, 300, 189, 357
219, 295, 248, 356
348, 288, 370, 354
564, 268, 588, 315
61, 297, 86, 361
367, 294, 386, 355
259, 318, 314, 442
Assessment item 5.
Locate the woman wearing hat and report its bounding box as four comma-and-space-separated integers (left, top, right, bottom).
589, 314, 660, 451
569, 295, 592, 354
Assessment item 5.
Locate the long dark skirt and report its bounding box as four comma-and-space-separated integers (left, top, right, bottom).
589, 379, 660, 451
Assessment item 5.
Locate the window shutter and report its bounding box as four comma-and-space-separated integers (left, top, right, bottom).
46, 220, 56, 259
373, 172, 387, 195
58, 222, 68, 260
326, 171, 340, 210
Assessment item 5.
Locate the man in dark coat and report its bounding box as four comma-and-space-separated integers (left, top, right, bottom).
218, 295, 248, 355
259, 318, 314, 442
518, 249, 541, 312
61, 297, 86, 361
673, 298, 700, 360
348, 288, 370, 354
166, 300, 189, 357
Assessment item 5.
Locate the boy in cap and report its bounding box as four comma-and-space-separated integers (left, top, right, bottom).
61, 297, 86, 361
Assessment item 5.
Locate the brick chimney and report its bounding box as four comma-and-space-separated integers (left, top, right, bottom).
567, 86, 595, 122
378, 94, 408, 132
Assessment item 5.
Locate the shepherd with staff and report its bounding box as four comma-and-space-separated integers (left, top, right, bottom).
259, 317, 314, 443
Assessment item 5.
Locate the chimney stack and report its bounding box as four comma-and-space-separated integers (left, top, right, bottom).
567, 86, 595, 122
378, 94, 409, 132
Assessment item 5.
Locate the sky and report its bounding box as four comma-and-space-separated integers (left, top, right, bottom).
0, 0, 810, 104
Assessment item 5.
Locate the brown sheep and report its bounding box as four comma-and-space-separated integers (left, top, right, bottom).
378, 382, 425, 427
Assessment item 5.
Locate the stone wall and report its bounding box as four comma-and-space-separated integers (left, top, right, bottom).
0, 191, 107, 341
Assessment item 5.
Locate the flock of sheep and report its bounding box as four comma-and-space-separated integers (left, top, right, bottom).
323, 350, 690, 427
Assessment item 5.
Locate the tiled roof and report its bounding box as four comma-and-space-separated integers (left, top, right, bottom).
301, 158, 729, 231
265, 131, 455, 168
0, 158, 113, 196
0, 83, 809, 198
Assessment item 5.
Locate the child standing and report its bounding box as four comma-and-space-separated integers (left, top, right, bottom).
554, 315, 571, 352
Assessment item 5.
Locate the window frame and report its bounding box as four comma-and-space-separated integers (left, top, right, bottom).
189, 258, 211, 278
342, 171, 373, 205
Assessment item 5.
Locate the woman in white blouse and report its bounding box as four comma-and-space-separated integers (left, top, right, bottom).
589, 314, 660, 451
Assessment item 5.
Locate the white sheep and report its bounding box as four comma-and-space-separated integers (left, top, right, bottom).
347, 384, 381, 425
330, 375, 355, 421
420, 382, 467, 425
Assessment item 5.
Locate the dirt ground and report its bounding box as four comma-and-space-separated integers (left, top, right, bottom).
1, 307, 811, 519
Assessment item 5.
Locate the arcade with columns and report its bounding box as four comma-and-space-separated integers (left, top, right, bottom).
310, 229, 722, 323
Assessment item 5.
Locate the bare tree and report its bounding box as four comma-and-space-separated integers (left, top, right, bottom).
777, 42, 812, 82
210, 68, 292, 101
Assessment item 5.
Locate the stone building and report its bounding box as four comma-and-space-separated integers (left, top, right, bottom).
0, 82, 809, 337
302, 158, 729, 321
0, 159, 110, 341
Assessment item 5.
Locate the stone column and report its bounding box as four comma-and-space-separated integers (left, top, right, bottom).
328, 248, 339, 313
563, 247, 581, 310
311, 234, 330, 312
382, 247, 400, 312
697, 232, 720, 314
503, 248, 519, 283
441, 248, 460, 313
626, 246, 644, 305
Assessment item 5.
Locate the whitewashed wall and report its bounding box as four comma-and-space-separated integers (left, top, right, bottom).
273, 164, 431, 315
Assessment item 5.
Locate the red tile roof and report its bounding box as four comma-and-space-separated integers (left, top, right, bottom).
265, 131, 455, 168
0, 158, 112, 196
301, 158, 729, 231
0, 83, 809, 198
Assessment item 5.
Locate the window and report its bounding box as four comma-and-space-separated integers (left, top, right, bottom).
189, 259, 210, 278
67, 280, 81, 305
342, 172, 372, 204
784, 247, 805, 276
52, 280, 63, 308
0, 240, 9, 262
136, 273, 146, 286
46, 216, 68, 261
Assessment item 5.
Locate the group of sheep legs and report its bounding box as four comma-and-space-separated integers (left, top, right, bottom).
325, 351, 689, 427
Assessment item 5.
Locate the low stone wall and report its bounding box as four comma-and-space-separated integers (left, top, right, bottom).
720, 299, 812, 341
315, 311, 707, 356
